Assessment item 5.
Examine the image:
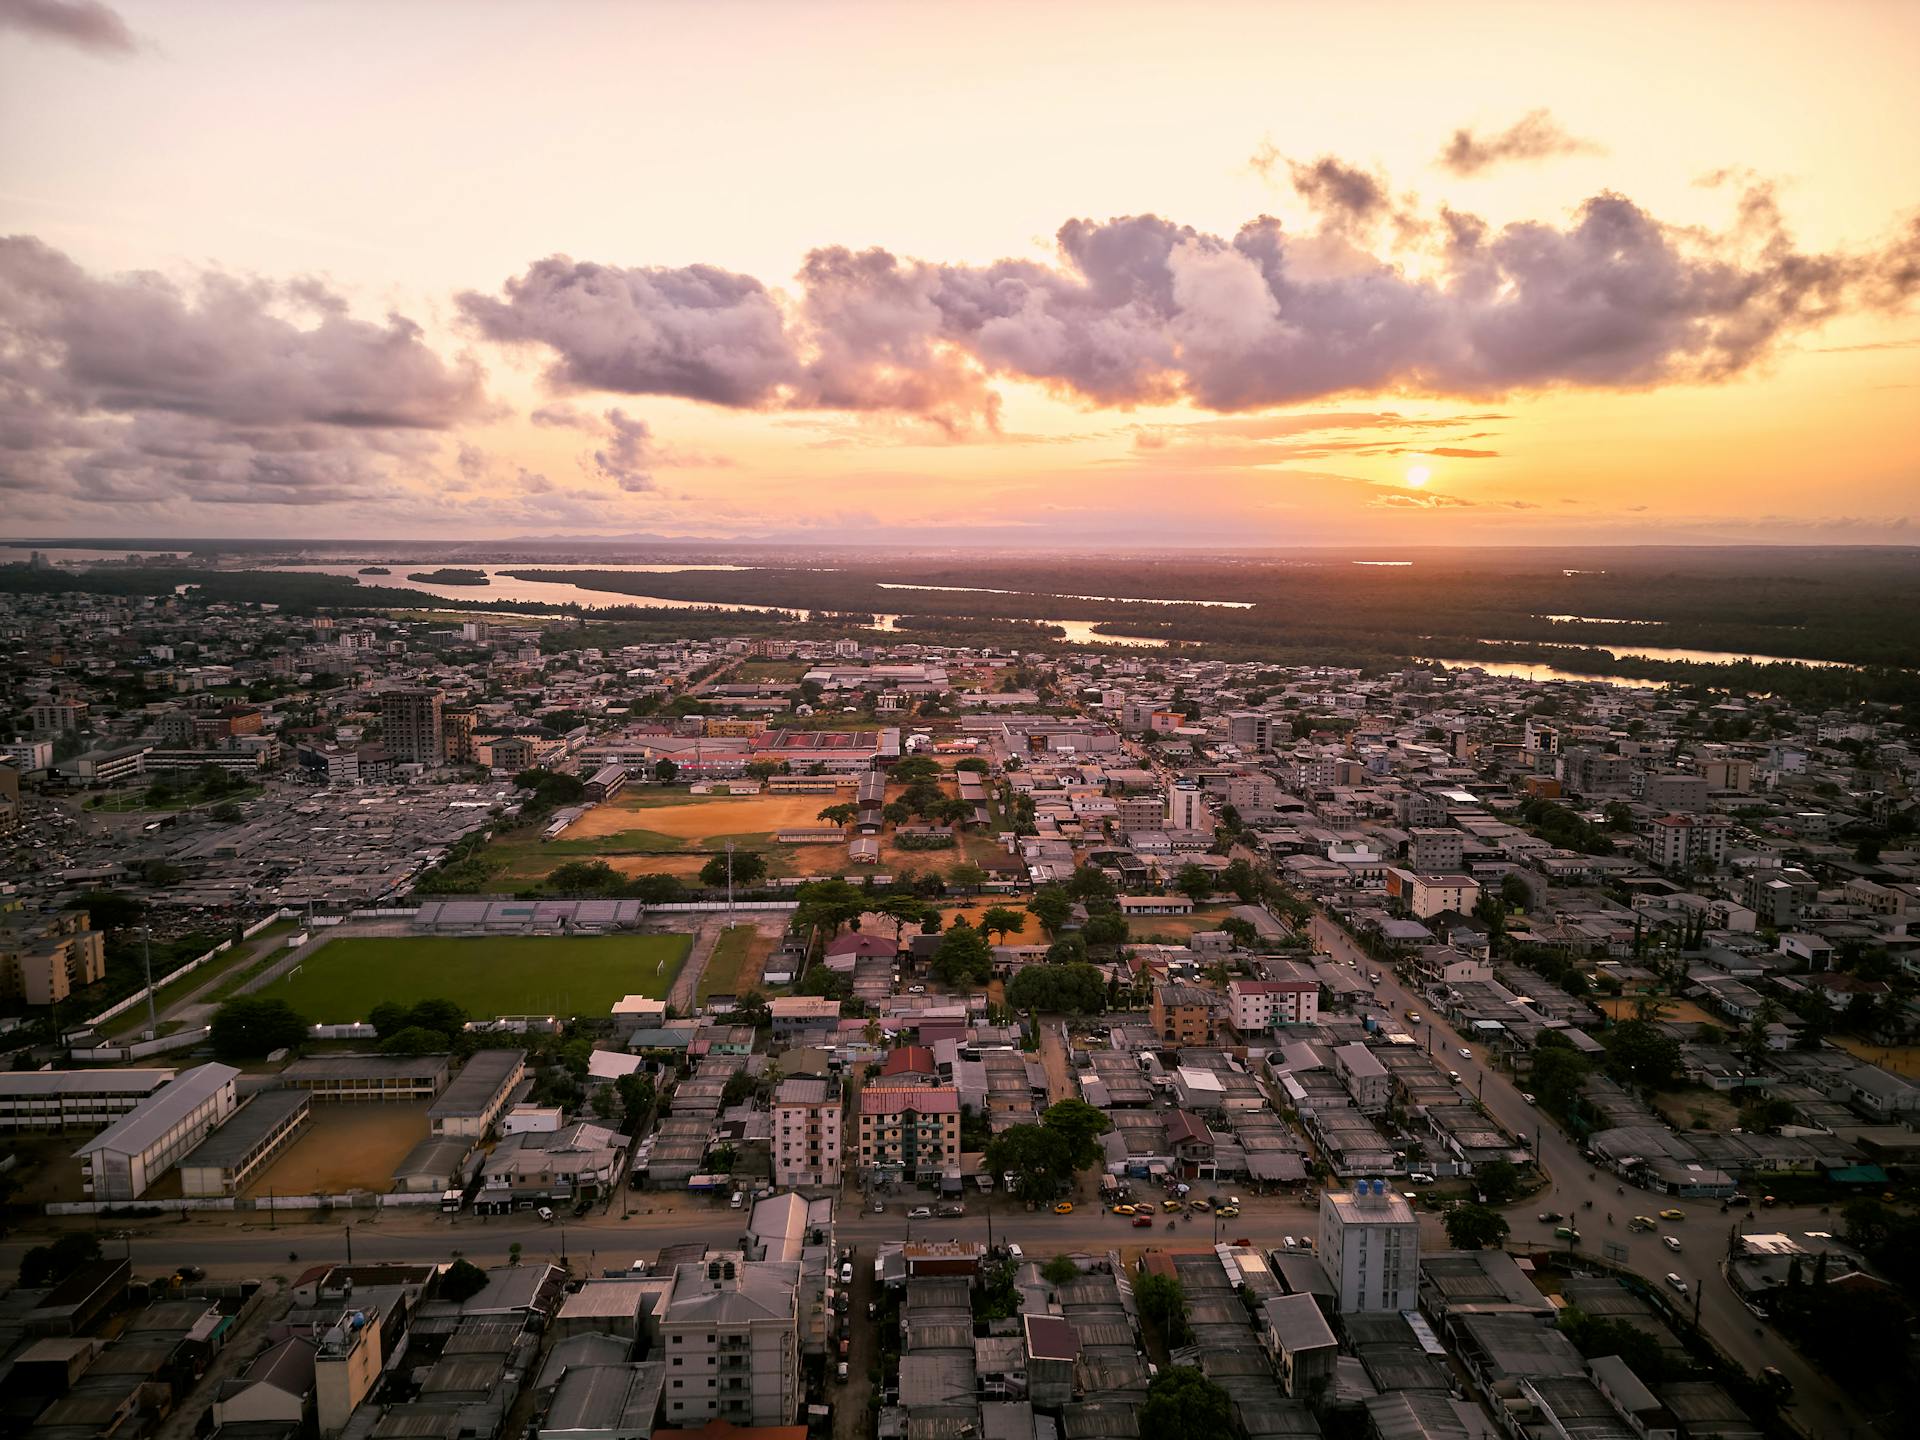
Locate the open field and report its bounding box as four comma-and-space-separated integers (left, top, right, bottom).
565, 789, 826, 841
1650, 1087, 1743, 1133
1831, 1036, 1920, 1079
251, 934, 690, 1021
244, 1102, 430, 1198
698, 924, 779, 1001
1121, 905, 1240, 941
90, 782, 264, 813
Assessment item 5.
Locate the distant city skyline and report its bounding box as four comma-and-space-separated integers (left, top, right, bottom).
2, 0, 1917, 544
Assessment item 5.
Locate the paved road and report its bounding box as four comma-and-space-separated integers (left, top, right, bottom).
1311, 914, 1874, 1439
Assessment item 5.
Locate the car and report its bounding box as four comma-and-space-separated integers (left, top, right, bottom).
1458, 1047, 1473, 1059
840, 1261, 854, 1283
1217, 1205, 1240, 1218
1053, 1201, 1074, 1214
1760, 1194, 1777, 1207
1659, 1208, 1686, 1221
1538, 1211, 1564, 1223
1666, 1272, 1688, 1294
1554, 1226, 1580, 1240
1006, 1243, 1024, 1262
1132, 1214, 1153, 1227
1447, 1069, 1461, 1082
908, 1205, 933, 1219
1188, 1198, 1210, 1212
536, 1206, 555, 1222
1283, 1235, 1298, 1249
1520, 1092, 1537, 1105
871, 1200, 886, 1214
1111, 1203, 1136, 1215
1629, 1215, 1656, 1231
1663, 1235, 1681, 1252
938, 1202, 965, 1217
907, 984, 926, 994
1760, 1365, 1793, 1399
1728, 1192, 1751, 1206
836, 1361, 849, 1383
1406, 1012, 1421, 1023
1409, 1171, 1435, 1185
1162, 1199, 1183, 1212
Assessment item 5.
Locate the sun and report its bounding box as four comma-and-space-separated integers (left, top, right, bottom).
1405, 465, 1431, 487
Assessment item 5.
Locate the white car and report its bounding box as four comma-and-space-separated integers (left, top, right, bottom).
1520, 1092, 1537, 1105
908, 1206, 932, 1219
840, 1260, 854, 1283
536, 1206, 554, 1222
1663, 1235, 1681, 1252
1458, 1047, 1472, 1059
1666, 1272, 1688, 1294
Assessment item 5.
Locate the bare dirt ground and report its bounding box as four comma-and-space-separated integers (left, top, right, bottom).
569, 791, 828, 841
1832, 1035, 1920, 1078
1598, 997, 1719, 1028
243, 1103, 430, 1197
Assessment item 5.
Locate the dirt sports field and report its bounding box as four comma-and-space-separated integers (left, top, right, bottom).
244, 1102, 431, 1198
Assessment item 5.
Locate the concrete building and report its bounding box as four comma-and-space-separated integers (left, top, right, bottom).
1386, 870, 1481, 921
0, 1068, 174, 1132
1318, 1178, 1420, 1314
857, 1085, 959, 1181
771, 1077, 842, 1189
0, 908, 106, 1006
1227, 712, 1275, 752
379, 686, 445, 766
315, 1305, 384, 1437
1331, 1042, 1390, 1115
1648, 813, 1732, 873
1228, 978, 1320, 1033
177, 1088, 312, 1197
75, 1062, 239, 1201
1151, 982, 1216, 1046
657, 1256, 801, 1428
281, 1053, 450, 1102
1643, 772, 1710, 813
430, 1049, 528, 1137
0, 763, 17, 836
1260, 1292, 1338, 1399
1167, 781, 1208, 831
1408, 828, 1465, 873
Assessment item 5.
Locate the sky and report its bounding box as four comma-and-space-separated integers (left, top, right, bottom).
2, 0, 1917, 547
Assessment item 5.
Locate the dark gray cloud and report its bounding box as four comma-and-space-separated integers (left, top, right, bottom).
0, 235, 486, 510
458, 257, 798, 406
1439, 109, 1604, 176
0, 0, 134, 54
591, 408, 658, 492
462, 173, 1916, 422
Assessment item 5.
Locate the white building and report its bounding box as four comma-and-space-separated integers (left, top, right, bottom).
658, 1255, 801, 1427
1647, 813, 1731, 872
75, 1062, 239, 1201
1318, 1178, 1419, 1314
1166, 781, 1209, 832
0, 1068, 174, 1132
1228, 979, 1320, 1034
772, 1077, 842, 1189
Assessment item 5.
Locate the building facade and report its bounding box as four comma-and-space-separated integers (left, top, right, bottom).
856, 1085, 959, 1181
0, 909, 106, 1006
379, 687, 445, 766
1318, 1179, 1420, 1313
772, 1077, 842, 1189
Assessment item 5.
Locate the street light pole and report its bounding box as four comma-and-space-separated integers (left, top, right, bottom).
345, 1223, 353, 1265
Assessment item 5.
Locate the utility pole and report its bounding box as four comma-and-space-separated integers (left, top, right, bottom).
141, 924, 158, 1040
725, 840, 736, 927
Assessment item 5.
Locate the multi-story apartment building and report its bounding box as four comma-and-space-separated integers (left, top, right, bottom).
1226, 711, 1275, 752
659, 1256, 801, 1428
1697, 756, 1755, 792
441, 708, 477, 763
27, 699, 87, 735
1166, 781, 1208, 831
1114, 794, 1167, 831
1151, 982, 1216, 1046
1642, 772, 1710, 813
772, 1077, 842, 1188
378, 686, 444, 766
856, 1085, 959, 1181
1647, 813, 1732, 873
1558, 748, 1633, 796
0, 908, 106, 1006
0, 739, 54, 773
1407, 827, 1464, 873
1228, 978, 1320, 1034
1385, 870, 1480, 920
1319, 1178, 1420, 1313
1745, 867, 1817, 929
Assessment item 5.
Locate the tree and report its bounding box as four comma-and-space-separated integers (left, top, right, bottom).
210, 997, 307, 1060
1082, 911, 1129, 947
1007, 963, 1107, 1014
1027, 885, 1074, 936
984, 1124, 1073, 1202
1446, 1202, 1511, 1250
816, 803, 858, 826
546, 859, 624, 895
1220, 917, 1258, 949
439, 1258, 489, 1302
979, 906, 1027, 942
1603, 801, 1636, 832
1476, 1159, 1522, 1204
1140, 1367, 1232, 1440
1041, 1254, 1080, 1285
1174, 864, 1214, 905
1040, 1098, 1112, 1170
1558, 1308, 1675, 1382
931, 922, 993, 986
210, 800, 243, 823
1528, 1039, 1591, 1112
1065, 864, 1117, 903
653, 758, 678, 782
700, 850, 768, 887
626, 872, 685, 903
1500, 872, 1532, 908
18, 1232, 101, 1288
882, 800, 912, 825
1602, 1019, 1681, 1090
792, 878, 866, 936
1134, 1272, 1192, 1346
1220, 858, 1260, 903
1044, 933, 1088, 965
381, 1025, 452, 1056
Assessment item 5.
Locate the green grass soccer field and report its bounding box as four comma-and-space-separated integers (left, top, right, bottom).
253, 934, 691, 1022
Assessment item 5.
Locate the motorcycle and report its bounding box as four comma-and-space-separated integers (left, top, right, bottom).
1166, 1221, 1175, 1230
1583, 1199, 1593, 1209
1606, 1213, 1613, 1225
1616, 1186, 1624, 1196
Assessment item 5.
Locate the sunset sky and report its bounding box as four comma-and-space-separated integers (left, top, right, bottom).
2, 0, 1917, 545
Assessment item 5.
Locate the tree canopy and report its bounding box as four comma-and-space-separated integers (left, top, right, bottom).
1445, 1202, 1511, 1250
1140, 1367, 1233, 1440
210, 997, 307, 1060
931, 922, 993, 986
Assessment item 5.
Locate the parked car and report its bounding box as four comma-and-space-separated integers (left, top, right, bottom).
536, 1206, 555, 1222
1666, 1272, 1688, 1294
1132, 1214, 1153, 1227
1409, 1172, 1435, 1184
1053, 1201, 1074, 1214
836, 1362, 849, 1383
1282, 1235, 1297, 1249
908, 1206, 932, 1219
840, 1261, 854, 1283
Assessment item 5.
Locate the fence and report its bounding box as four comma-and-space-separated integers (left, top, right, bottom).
70, 1027, 212, 1062
646, 901, 799, 913
47, 1189, 444, 1217
84, 909, 295, 1030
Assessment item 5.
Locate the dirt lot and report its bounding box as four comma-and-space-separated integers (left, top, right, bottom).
243, 1102, 431, 1198
1598, 997, 1720, 1028
1650, 1087, 1742, 1133
1832, 1036, 1920, 1078
566, 790, 830, 842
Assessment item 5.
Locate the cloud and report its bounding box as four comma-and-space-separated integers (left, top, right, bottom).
1438, 109, 1604, 176
591, 408, 658, 492
1423, 446, 1500, 458
0, 0, 135, 54
0, 235, 488, 510
458, 256, 798, 406
461, 175, 1918, 424
529, 402, 595, 428
1372, 490, 1475, 508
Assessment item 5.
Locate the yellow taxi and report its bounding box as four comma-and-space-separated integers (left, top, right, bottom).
1188, 1198, 1211, 1212
1659, 1208, 1686, 1221
1217, 1205, 1241, 1218
1162, 1198, 1184, 1213
1110, 1204, 1136, 1216
1053, 1201, 1074, 1214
